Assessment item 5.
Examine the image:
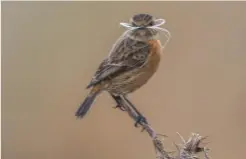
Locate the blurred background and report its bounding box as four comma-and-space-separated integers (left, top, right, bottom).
2, 2, 246, 159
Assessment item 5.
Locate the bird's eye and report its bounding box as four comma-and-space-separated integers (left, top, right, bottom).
148, 21, 154, 26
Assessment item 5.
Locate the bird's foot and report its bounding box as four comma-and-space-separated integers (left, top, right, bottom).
113, 105, 126, 111
134, 115, 148, 127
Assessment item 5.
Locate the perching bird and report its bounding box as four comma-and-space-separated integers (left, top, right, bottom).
75, 13, 171, 126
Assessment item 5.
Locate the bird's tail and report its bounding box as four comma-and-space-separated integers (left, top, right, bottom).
75, 85, 101, 118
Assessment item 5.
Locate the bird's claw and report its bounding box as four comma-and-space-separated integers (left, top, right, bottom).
134, 115, 148, 127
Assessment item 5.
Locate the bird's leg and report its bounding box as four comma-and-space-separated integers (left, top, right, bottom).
121, 95, 148, 127
111, 94, 148, 128
111, 94, 126, 111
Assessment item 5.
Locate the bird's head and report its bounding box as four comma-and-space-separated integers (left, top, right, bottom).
120, 13, 171, 42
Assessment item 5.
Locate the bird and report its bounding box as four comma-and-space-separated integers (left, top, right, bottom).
75, 13, 171, 126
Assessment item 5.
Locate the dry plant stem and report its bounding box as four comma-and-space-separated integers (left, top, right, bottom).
120, 97, 210, 159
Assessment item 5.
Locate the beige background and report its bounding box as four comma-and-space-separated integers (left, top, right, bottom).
2, 2, 246, 159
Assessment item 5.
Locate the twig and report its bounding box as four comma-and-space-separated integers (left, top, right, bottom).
119, 100, 211, 159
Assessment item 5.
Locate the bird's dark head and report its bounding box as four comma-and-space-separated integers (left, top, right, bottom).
120, 13, 171, 42
130, 14, 155, 28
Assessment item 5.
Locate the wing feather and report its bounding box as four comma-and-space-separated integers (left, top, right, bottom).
87, 34, 150, 88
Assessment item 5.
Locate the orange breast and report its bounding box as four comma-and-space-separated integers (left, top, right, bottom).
145, 40, 162, 72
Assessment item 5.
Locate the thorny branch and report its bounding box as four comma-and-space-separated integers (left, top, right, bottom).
119, 99, 211, 159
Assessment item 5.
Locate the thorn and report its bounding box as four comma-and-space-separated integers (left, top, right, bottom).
173, 142, 180, 152
176, 132, 186, 143
200, 136, 209, 142
156, 134, 168, 138
166, 150, 176, 154
141, 127, 146, 132
113, 105, 126, 111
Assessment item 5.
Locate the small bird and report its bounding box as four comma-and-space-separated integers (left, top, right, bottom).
75, 13, 171, 126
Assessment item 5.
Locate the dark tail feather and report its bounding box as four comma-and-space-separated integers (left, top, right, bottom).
75, 92, 98, 118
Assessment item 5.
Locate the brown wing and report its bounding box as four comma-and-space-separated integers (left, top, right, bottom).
86, 36, 150, 89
